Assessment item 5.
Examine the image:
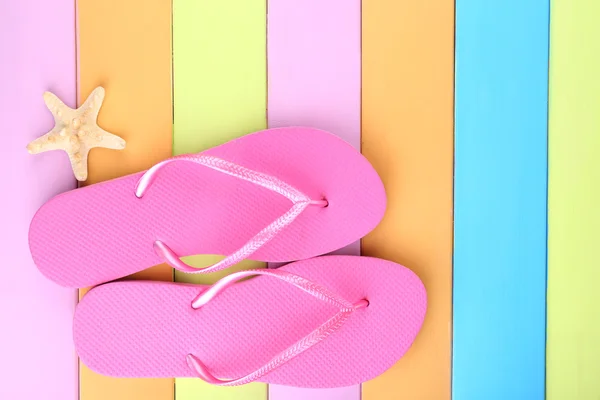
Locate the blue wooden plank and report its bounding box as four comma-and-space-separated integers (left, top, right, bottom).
453, 1, 549, 399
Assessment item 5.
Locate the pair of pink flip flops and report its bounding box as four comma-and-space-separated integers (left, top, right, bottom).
29, 127, 427, 388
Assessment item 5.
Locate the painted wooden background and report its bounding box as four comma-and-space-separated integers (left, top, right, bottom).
1, 0, 598, 399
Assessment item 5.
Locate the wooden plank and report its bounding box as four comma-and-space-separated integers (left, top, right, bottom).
0, 1, 77, 398
77, 0, 173, 399
453, 1, 548, 398
547, 0, 600, 398
172, 0, 267, 399
267, 0, 361, 399
361, 0, 454, 398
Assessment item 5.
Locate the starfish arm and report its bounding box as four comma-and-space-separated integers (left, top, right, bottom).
43, 92, 72, 124
90, 129, 126, 150
80, 86, 105, 121
26, 129, 67, 154
67, 147, 91, 181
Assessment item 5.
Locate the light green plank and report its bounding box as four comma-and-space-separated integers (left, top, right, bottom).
547, 1, 600, 399
172, 0, 267, 398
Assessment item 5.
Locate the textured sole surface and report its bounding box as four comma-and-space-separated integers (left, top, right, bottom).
74, 256, 426, 388
30, 127, 386, 288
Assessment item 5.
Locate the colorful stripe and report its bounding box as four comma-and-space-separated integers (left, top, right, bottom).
0, 1, 77, 398
361, 1, 455, 399
172, 0, 267, 399
453, 1, 549, 399
77, 0, 174, 399
267, 0, 361, 399
547, 1, 600, 398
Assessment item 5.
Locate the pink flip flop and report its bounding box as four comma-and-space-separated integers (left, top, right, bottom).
73, 256, 426, 387
29, 127, 386, 288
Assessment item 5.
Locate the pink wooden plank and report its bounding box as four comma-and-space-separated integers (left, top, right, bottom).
267, 0, 361, 398
0, 1, 77, 398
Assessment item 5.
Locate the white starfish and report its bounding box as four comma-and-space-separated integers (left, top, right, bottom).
27, 87, 126, 181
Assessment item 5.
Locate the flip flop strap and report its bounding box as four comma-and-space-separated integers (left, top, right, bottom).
187, 268, 368, 386
134, 155, 327, 274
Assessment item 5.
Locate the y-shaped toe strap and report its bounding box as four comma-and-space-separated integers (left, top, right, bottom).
135, 155, 328, 275
186, 268, 368, 386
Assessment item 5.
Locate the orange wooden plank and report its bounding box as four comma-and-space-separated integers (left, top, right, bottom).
361, 0, 455, 398
77, 0, 174, 398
